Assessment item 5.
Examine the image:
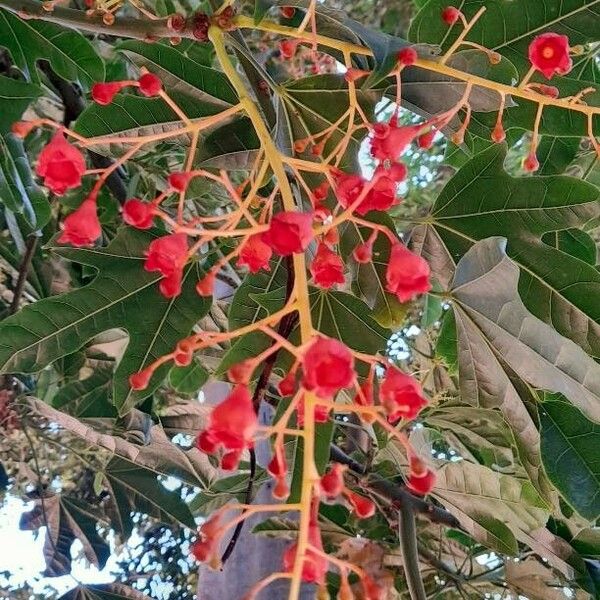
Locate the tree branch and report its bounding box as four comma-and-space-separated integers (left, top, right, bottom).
9, 234, 37, 314
329, 445, 460, 528
398, 500, 428, 600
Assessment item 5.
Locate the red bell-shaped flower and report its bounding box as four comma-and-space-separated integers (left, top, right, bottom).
310, 243, 345, 288
262, 211, 313, 256
36, 130, 86, 196
528, 33, 572, 79
302, 336, 356, 399
122, 198, 155, 229
380, 366, 427, 422
58, 196, 102, 247
385, 243, 431, 303
237, 234, 273, 273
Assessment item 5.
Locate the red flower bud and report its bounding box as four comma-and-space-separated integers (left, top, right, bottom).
278, 371, 297, 397
417, 129, 436, 150
122, 198, 155, 229
168, 171, 194, 192
397, 47, 417, 66
441, 6, 461, 25
129, 366, 153, 390
279, 39, 300, 60
196, 271, 216, 297
221, 449, 242, 470
280, 6, 295, 18
523, 150, 539, 173
407, 467, 436, 495
320, 463, 346, 498
138, 73, 162, 97
491, 122, 506, 143
91, 81, 127, 105
11, 121, 36, 138
227, 359, 255, 384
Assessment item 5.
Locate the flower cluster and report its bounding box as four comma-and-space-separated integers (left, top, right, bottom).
12, 5, 600, 596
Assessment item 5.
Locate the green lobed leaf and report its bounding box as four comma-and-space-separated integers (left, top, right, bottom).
420, 144, 600, 359
0, 133, 50, 232
169, 358, 209, 395
539, 394, 600, 520
0, 9, 104, 85
432, 460, 548, 556
59, 583, 153, 600
52, 366, 116, 418
0, 74, 42, 133
451, 237, 600, 425
103, 456, 196, 535
536, 136, 581, 175
0, 228, 211, 414
20, 494, 110, 577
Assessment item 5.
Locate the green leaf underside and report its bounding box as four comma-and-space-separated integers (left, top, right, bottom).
422, 145, 600, 359
0, 74, 42, 133
0, 228, 211, 414
539, 395, 600, 519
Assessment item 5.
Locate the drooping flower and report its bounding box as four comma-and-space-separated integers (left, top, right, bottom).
168, 171, 194, 192
310, 243, 345, 288
279, 39, 300, 60
528, 33, 572, 79
370, 119, 423, 162
58, 197, 102, 247
190, 512, 224, 569
195, 271, 216, 297
237, 234, 272, 273
407, 468, 436, 495
302, 336, 356, 399
320, 463, 347, 499
385, 243, 431, 302
523, 150, 540, 173
267, 443, 289, 500
262, 211, 313, 256
129, 365, 154, 391
227, 359, 255, 385
91, 81, 128, 105
335, 172, 398, 216
196, 385, 258, 470
138, 72, 162, 96
380, 367, 428, 422
283, 519, 328, 584
144, 233, 189, 298
345, 490, 376, 519
278, 370, 297, 397
122, 198, 155, 229
36, 130, 86, 196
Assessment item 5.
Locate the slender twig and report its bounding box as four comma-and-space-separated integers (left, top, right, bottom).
399, 500, 428, 600
221, 257, 297, 565
9, 234, 37, 314
329, 445, 459, 527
